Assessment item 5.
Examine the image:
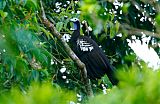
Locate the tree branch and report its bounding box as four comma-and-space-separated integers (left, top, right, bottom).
121, 24, 160, 39
82, 20, 90, 36
39, 0, 93, 97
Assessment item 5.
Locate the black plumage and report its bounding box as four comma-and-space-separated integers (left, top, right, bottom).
70, 18, 118, 85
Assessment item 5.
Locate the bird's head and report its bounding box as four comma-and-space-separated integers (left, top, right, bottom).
70, 18, 80, 30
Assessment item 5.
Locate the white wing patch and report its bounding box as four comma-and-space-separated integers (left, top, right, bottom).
77, 39, 94, 52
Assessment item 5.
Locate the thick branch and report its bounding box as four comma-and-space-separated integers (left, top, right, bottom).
39, 0, 93, 97
121, 24, 160, 39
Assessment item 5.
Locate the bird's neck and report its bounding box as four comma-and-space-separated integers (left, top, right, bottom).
73, 22, 80, 30
70, 30, 80, 42
70, 22, 80, 42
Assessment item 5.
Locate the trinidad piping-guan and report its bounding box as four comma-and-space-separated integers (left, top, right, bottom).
70, 18, 118, 85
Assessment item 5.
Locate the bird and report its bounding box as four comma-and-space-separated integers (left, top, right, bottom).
69, 18, 118, 85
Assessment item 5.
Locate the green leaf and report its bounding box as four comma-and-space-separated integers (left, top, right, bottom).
40, 27, 53, 39
31, 70, 40, 81
56, 22, 63, 32
0, 0, 6, 10
101, 75, 113, 88
115, 21, 120, 33
25, 0, 38, 11
109, 22, 115, 38
0, 10, 8, 19
99, 34, 106, 41
110, 14, 115, 21
15, 57, 29, 74
122, 3, 130, 14
156, 14, 160, 26
41, 69, 49, 77
124, 54, 136, 62
37, 53, 48, 67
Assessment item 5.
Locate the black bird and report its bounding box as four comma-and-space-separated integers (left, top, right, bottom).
70, 18, 118, 85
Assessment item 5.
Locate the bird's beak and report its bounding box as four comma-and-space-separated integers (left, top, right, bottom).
70, 18, 79, 22
70, 18, 74, 22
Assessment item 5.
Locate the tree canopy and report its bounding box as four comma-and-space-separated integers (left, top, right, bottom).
0, 0, 160, 103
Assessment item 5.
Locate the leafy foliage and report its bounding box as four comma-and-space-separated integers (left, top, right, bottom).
0, 83, 76, 104
0, 0, 159, 103
88, 66, 160, 104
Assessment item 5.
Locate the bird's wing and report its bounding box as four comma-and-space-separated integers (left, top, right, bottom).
76, 36, 118, 84
80, 50, 107, 79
